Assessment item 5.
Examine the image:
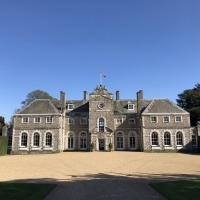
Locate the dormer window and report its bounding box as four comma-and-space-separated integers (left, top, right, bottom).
128, 104, 134, 110
116, 118, 123, 124
80, 118, 87, 124
68, 104, 74, 110
129, 118, 135, 124
69, 118, 74, 124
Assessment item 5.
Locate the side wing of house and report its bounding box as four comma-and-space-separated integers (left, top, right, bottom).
141, 99, 195, 152
11, 99, 62, 154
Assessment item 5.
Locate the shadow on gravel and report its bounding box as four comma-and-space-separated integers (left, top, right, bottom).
3, 173, 200, 200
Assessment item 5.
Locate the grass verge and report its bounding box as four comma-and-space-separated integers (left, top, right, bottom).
0, 182, 56, 200
149, 179, 200, 200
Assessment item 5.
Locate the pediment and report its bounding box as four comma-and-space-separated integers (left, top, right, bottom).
90, 95, 113, 102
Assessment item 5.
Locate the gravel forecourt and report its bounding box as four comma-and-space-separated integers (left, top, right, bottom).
1, 152, 200, 199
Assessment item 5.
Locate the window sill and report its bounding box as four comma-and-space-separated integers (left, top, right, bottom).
31, 147, 41, 150
43, 147, 53, 150
19, 147, 28, 150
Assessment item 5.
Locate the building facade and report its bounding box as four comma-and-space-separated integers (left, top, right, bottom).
9, 85, 199, 154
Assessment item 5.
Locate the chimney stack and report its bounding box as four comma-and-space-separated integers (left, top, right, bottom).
60, 91, 66, 111
83, 91, 87, 100
137, 90, 143, 113
116, 91, 120, 100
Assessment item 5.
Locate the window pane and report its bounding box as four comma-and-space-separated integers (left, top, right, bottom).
21, 133, 27, 146
152, 132, 158, 145
46, 133, 52, 146
33, 133, 40, 146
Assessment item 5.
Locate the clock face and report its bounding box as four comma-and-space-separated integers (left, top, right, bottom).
98, 103, 104, 109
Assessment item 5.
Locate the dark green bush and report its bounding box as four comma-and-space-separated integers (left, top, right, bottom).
0, 136, 8, 155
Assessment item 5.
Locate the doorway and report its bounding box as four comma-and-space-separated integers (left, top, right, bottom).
99, 139, 105, 150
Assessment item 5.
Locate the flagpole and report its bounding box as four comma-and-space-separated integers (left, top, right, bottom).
100, 74, 102, 85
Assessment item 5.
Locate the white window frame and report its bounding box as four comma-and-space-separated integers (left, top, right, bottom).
69, 118, 74, 124
129, 132, 137, 150
80, 118, 87, 124
68, 104, 74, 110
116, 132, 124, 150
68, 132, 75, 150
79, 132, 87, 150
45, 132, 52, 147
176, 132, 183, 146
128, 104, 134, 110
163, 116, 170, 123
164, 132, 171, 146
151, 132, 159, 146
175, 116, 182, 122
20, 132, 28, 147
128, 118, 135, 124
150, 116, 157, 123
116, 118, 123, 124
32, 132, 40, 147
46, 116, 53, 123
22, 117, 29, 123
98, 118, 105, 132
34, 117, 41, 123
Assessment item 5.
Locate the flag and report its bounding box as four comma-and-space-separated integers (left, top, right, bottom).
100, 72, 106, 77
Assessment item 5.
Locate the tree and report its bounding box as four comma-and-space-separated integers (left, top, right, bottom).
21, 90, 55, 107
176, 84, 200, 126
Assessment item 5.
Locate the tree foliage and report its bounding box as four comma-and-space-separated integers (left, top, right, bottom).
176, 84, 200, 126
21, 90, 55, 107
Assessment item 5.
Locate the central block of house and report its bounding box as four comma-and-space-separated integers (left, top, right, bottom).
11, 85, 197, 154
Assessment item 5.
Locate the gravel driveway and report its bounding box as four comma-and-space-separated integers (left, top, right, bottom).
1, 152, 200, 199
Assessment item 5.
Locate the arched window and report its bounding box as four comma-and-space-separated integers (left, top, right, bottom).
21, 132, 28, 147
129, 132, 136, 149
33, 132, 40, 147
46, 132, 52, 146
164, 132, 171, 146
68, 132, 74, 150
117, 132, 123, 149
99, 118, 104, 132
80, 132, 87, 150
176, 132, 183, 145
152, 132, 158, 146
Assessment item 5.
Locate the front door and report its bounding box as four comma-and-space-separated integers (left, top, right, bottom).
99, 139, 104, 150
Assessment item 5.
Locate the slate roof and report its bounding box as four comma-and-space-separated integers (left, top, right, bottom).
142, 99, 189, 114
16, 99, 60, 114
66, 100, 89, 113
113, 99, 151, 115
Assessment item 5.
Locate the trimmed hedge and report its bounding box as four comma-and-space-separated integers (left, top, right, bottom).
0, 136, 8, 155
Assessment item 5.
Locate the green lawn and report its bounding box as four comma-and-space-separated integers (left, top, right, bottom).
149, 179, 200, 200
0, 182, 56, 200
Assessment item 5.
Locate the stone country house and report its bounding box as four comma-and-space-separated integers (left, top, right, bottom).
3, 85, 200, 154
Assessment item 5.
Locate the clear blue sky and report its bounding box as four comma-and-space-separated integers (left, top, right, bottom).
1, 0, 200, 122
